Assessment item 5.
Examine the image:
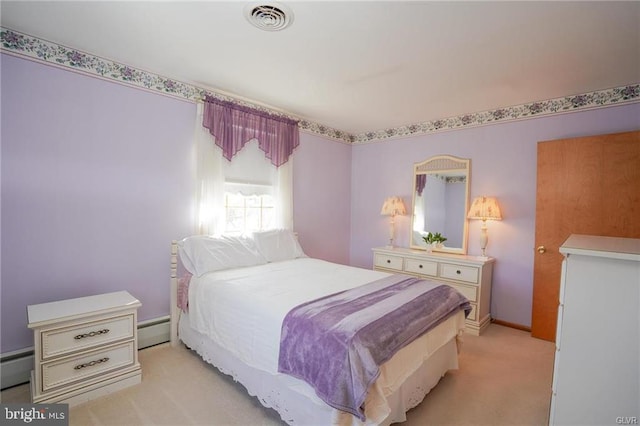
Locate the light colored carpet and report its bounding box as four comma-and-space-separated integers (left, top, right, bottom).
1, 324, 554, 425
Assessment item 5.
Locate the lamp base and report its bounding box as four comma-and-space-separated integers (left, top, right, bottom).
479, 221, 489, 258
387, 217, 396, 249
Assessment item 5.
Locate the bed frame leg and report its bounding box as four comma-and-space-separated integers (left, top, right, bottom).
170, 240, 179, 347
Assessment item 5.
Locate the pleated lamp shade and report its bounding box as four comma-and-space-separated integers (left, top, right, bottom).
467, 196, 502, 221
380, 196, 407, 216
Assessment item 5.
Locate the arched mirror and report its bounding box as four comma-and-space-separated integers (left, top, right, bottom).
410, 155, 471, 254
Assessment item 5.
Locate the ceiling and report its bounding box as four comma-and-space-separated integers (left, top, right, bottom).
1, 1, 639, 135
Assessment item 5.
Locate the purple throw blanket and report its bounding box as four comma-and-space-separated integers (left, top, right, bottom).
278, 274, 471, 421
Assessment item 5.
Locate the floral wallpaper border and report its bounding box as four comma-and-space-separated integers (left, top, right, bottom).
2, 27, 638, 145
352, 84, 639, 144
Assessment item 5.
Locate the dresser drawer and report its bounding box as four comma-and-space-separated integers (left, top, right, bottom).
374, 253, 403, 271
41, 314, 135, 360
440, 263, 479, 284
404, 258, 438, 277
446, 282, 478, 303
41, 341, 136, 392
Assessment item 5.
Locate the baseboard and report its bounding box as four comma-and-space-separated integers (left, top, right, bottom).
0, 348, 34, 391
1, 316, 171, 390
137, 316, 171, 349
491, 318, 532, 332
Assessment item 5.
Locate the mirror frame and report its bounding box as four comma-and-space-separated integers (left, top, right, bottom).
410, 155, 471, 254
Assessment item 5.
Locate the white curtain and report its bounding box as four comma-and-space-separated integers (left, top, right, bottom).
195, 103, 224, 235
194, 103, 294, 235
274, 159, 293, 229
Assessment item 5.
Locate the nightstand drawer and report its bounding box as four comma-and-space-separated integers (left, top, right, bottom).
41, 341, 136, 392
440, 263, 479, 284
29, 291, 141, 405
41, 314, 135, 360
374, 253, 403, 271
404, 258, 438, 276
446, 282, 478, 303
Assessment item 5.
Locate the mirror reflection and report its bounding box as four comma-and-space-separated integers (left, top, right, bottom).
410, 155, 470, 254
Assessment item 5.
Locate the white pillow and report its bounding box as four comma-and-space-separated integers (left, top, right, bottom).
252, 229, 306, 262
177, 235, 267, 277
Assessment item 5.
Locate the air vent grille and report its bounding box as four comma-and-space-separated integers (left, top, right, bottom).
245, 3, 293, 31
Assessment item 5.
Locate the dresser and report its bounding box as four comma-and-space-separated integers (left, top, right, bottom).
549, 235, 640, 425
372, 247, 494, 335
27, 291, 142, 406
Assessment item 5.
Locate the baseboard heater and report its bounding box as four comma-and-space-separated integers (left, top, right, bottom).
0, 316, 171, 390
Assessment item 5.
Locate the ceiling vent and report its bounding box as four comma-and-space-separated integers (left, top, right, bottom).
245, 3, 293, 31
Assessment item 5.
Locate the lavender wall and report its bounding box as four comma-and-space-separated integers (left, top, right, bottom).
293, 133, 352, 264
350, 103, 640, 327
1, 54, 195, 352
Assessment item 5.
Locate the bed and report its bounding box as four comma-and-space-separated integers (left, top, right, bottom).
169, 230, 470, 425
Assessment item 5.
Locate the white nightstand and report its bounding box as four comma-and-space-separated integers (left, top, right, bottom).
27, 291, 142, 406
372, 247, 494, 335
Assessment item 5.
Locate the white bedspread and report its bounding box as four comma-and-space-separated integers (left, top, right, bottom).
188, 258, 391, 373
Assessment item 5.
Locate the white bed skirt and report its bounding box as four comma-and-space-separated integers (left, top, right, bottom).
179, 311, 465, 425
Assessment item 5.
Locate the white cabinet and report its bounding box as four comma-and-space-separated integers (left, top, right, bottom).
27, 291, 142, 406
372, 247, 494, 335
550, 235, 640, 425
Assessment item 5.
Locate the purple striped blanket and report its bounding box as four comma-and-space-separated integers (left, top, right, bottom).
277, 274, 471, 421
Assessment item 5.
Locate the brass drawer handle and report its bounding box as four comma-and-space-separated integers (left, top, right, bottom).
74, 357, 109, 370
74, 329, 110, 340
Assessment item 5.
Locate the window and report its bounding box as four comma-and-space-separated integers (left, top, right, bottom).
224, 191, 275, 234
194, 103, 293, 235
220, 140, 280, 234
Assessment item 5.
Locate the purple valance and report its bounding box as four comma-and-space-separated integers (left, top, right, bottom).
416, 174, 427, 196
203, 95, 299, 167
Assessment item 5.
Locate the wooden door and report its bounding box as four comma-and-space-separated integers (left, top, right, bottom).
531, 130, 640, 341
